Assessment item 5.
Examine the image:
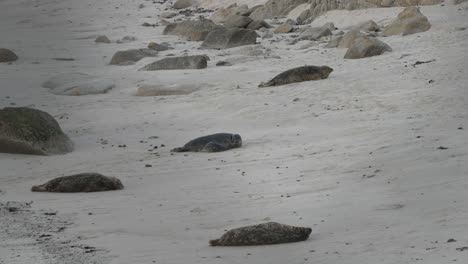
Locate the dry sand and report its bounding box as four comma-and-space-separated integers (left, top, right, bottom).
1, 0, 468, 263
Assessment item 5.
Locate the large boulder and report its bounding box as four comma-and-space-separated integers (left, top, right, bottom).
383, 7, 431, 36
163, 18, 222, 41
109, 49, 157, 65
344, 36, 392, 59
274, 23, 294, 34
338, 30, 366, 48
42, 72, 114, 96
246, 20, 270, 30
0, 107, 73, 155
351, 20, 380, 32
140, 55, 208, 70
297, 23, 333, 41
210, 4, 250, 23
224, 15, 253, 28
287, 4, 312, 24
201, 28, 258, 49
0, 48, 18, 63
249, 0, 309, 20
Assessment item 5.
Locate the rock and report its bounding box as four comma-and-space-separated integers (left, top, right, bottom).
42, 72, 114, 96
210, 4, 249, 23
31, 173, 123, 192
352, 20, 380, 32
160, 11, 177, 18
324, 35, 343, 48
216, 61, 232, 66
0, 107, 73, 155
344, 36, 392, 59
338, 30, 366, 48
173, 0, 193, 9
116, 36, 136, 43
201, 28, 257, 49
163, 18, 222, 41
383, 7, 431, 36
94, 35, 111, 44
109, 49, 157, 65
224, 15, 253, 28
249, 0, 309, 20
246, 20, 270, 30
49, 79, 115, 96
147, 42, 173, 51
140, 55, 208, 70
135, 84, 196, 96
274, 23, 294, 33
322, 22, 337, 31
0, 48, 18, 63
209, 222, 312, 246
297, 23, 332, 41
287, 3, 312, 23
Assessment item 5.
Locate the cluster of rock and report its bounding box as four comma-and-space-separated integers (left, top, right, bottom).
211, 0, 442, 24
320, 7, 431, 59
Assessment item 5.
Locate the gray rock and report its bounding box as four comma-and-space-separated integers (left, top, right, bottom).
383, 7, 431, 36
352, 20, 380, 32
344, 36, 392, 59
42, 72, 114, 96
274, 23, 294, 34
0, 48, 18, 63
109, 49, 157, 65
338, 30, 365, 48
210, 4, 250, 23
147, 42, 173, 51
297, 24, 332, 41
116, 36, 136, 43
160, 11, 177, 18
224, 14, 253, 28
249, 0, 309, 20
0, 107, 73, 155
173, 0, 192, 9
31, 173, 123, 192
95, 35, 111, 43
216, 61, 233, 66
210, 222, 312, 246
163, 18, 222, 41
201, 28, 257, 49
50, 79, 115, 96
324, 35, 343, 48
246, 20, 270, 30
171, 133, 242, 152
140, 55, 208, 70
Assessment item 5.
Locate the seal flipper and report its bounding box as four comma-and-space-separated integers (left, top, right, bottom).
170, 147, 188, 152
202, 142, 228, 152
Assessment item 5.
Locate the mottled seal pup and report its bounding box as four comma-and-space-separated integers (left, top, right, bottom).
171, 133, 242, 152
31, 173, 124, 193
209, 222, 312, 246
258, 65, 333, 88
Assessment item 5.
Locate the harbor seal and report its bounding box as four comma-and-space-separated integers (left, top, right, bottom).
171, 133, 242, 152
31, 173, 124, 193
258, 65, 333, 88
209, 222, 312, 246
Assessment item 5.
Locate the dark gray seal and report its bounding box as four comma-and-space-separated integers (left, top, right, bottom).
209, 222, 312, 246
171, 133, 242, 152
258, 65, 333, 88
31, 173, 124, 193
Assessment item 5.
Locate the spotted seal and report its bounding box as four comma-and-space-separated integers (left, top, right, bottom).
258, 65, 333, 88
209, 222, 312, 246
171, 133, 242, 152
31, 173, 124, 193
